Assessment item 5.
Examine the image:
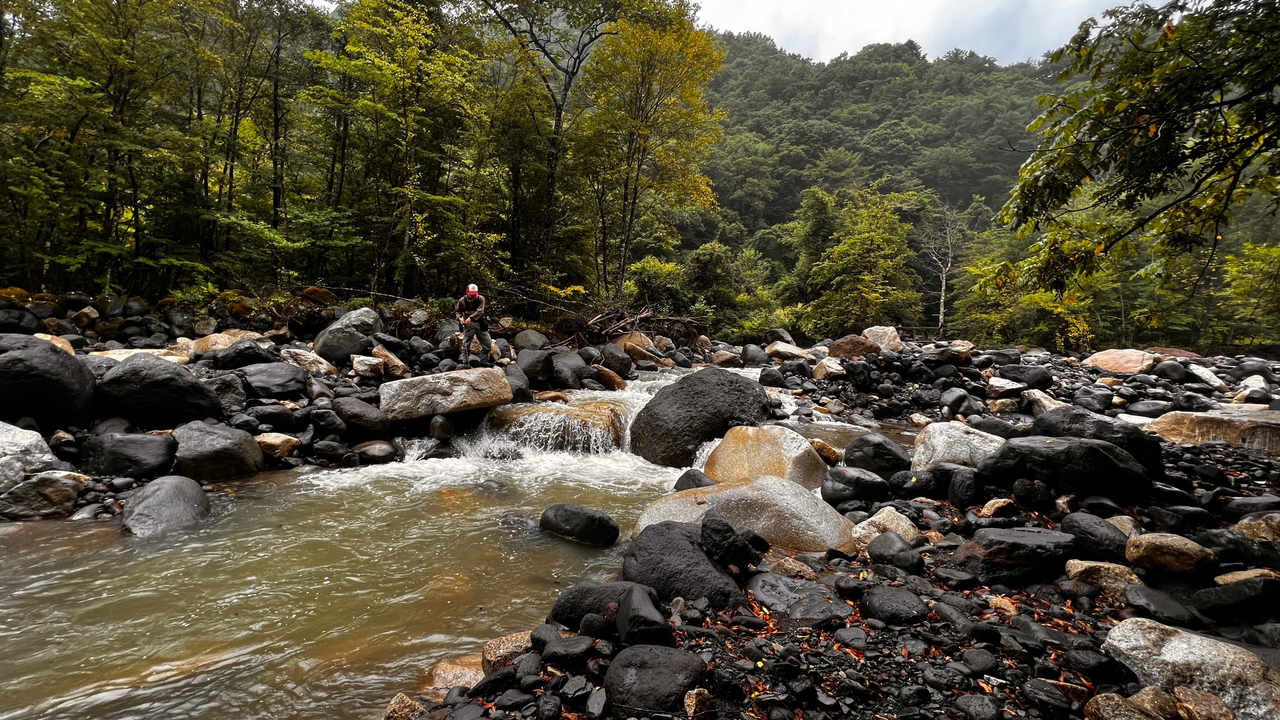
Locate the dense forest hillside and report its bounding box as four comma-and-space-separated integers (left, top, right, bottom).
0, 0, 1276, 350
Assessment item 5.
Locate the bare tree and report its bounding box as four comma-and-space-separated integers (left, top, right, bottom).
916, 200, 988, 333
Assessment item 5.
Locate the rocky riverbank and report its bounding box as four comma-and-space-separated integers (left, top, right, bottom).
2, 288, 1280, 720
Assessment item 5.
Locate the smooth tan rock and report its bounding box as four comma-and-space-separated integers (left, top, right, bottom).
254, 432, 300, 460
1232, 514, 1280, 549
685, 688, 713, 718
482, 631, 532, 674
710, 350, 742, 368
592, 365, 627, 391
419, 657, 483, 703
1146, 407, 1280, 454
351, 355, 384, 378
190, 331, 267, 356
487, 402, 623, 451
770, 556, 818, 581
1126, 533, 1217, 573
988, 398, 1019, 414
808, 438, 839, 466
382, 693, 425, 720
1066, 559, 1143, 596
829, 334, 880, 359
379, 368, 513, 420
1215, 568, 1280, 585
813, 355, 845, 380
1024, 389, 1069, 415
1130, 686, 1180, 719
978, 498, 1017, 518
988, 595, 1017, 616
704, 425, 828, 489
765, 341, 814, 362
89, 348, 189, 364
613, 331, 657, 354
1084, 693, 1161, 720
911, 421, 1005, 471
847, 506, 920, 552
33, 333, 74, 354
1084, 349, 1158, 374
632, 475, 858, 553
372, 345, 408, 379
986, 377, 1027, 399
1109, 515, 1145, 537
1175, 686, 1237, 720
861, 326, 903, 353
279, 348, 338, 376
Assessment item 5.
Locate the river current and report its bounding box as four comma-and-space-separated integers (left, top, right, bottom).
0, 369, 894, 720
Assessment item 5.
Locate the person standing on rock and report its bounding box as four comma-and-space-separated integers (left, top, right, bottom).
455, 284, 493, 365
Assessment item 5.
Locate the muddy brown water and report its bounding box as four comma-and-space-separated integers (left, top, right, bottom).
0, 369, 914, 720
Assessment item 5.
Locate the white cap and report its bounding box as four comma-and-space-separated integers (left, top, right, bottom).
467, 284, 478, 293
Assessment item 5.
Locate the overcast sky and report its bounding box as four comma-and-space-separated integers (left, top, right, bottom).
694, 0, 1119, 65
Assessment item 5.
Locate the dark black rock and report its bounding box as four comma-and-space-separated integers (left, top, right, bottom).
616, 584, 675, 647
0, 333, 97, 429
967, 416, 1022, 439
621, 521, 746, 610
998, 364, 1053, 390
0, 304, 41, 334
674, 468, 715, 491
954, 693, 1001, 720
978, 436, 1151, 502
540, 503, 620, 546
120, 475, 210, 537
503, 363, 535, 404
866, 531, 912, 564
1125, 584, 1195, 626
843, 432, 910, 480
859, 586, 927, 624
80, 433, 176, 479
954, 527, 1075, 585
213, 339, 277, 369
240, 362, 307, 398
758, 367, 786, 388
1191, 578, 1280, 620
331, 397, 389, 438
171, 421, 264, 482
699, 509, 763, 572
313, 308, 380, 366
822, 466, 890, 504
599, 343, 634, 379
516, 349, 556, 385
542, 635, 596, 670
551, 580, 660, 630
629, 368, 769, 467
602, 645, 709, 714
1031, 405, 1164, 478
96, 353, 222, 428
1060, 512, 1129, 562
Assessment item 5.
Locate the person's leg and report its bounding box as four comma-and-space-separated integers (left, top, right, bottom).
478, 330, 494, 361
460, 326, 475, 363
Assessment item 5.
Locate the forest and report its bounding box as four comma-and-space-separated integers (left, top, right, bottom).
0, 0, 1276, 351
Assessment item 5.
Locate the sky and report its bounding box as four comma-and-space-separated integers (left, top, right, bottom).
694, 0, 1120, 65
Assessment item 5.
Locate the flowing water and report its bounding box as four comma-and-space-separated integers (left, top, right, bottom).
0, 368, 905, 720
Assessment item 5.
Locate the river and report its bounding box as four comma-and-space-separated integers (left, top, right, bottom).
0, 368, 900, 720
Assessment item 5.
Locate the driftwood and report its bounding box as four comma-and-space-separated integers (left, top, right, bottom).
498, 286, 706, 348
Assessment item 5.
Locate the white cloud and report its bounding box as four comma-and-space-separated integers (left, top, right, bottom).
694, 0, 1119, 64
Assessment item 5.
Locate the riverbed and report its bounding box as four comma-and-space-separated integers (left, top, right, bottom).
0, 369, 902, 720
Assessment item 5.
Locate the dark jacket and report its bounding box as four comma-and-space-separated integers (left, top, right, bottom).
455, 294, 486, 327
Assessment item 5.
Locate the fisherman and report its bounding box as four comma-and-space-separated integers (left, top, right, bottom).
455, 283, 493, 365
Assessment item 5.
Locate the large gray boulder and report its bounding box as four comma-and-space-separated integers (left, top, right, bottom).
911, 421, 1005, 471
621, 521, 746, 610
1032, 405, 1165, 478
1102, 618, 1280, 720
703, 425, 827, 489
378, 368, 513, 421
0, 470, 87, 519
603, 645, 711, 714
513, 329, 550, 352
121, 475, 211, 537
312, 307, 381, 366
978, 435, 1152, 502
240, 362, 308, 398
0, 333, 97, 429
632, 475, 856, 553
80, 433, 176, 478
0, 421, 57, 479
630, 368, 770, 467
96, 353, 222, 428
171, 421, 264, 482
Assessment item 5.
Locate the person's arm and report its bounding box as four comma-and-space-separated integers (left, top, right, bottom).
454, 297, 466, 322
468, 295, 486, 321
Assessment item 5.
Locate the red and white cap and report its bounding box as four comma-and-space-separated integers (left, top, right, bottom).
467, 284, 479, 295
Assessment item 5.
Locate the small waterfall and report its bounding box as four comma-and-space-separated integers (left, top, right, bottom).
490, 410, 621, 454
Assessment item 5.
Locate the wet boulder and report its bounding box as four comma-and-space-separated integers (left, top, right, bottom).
80, 433, 176, 479
241, 362, 307, 398
0, 420, 57, 477
603, 645, 711, 714
171, 421, 264, 482
954, 527, 1075, 585
331, 397, 390, 439
843, 432, 910, 479
551, 580, 661, 630
822, 466, 891, 505
703, 425, 827, 489
513, 329, 549, 352
0, 333, 97, 430
630, 368, 769, 468
1103, 618, 1280, 720
621, 521, 746, 610
121, 475, 211, 537
540, 503, 620, 546
911, 421, 1005, 471
212, 339, 276, 369
860, 586, 928, 624
312, 307, 380, 366
516, 349, 556, 384
674, 468, 715, 491
1083, 349, 1158, 374
1060, 512, 1129, 562
633, 475, 856, 553
0, 470, 86, 519
1031, 405, 1165, 478
978, 436, 1151, 502
378, 368, 513, 421
502, 364, 534, 405
96, 352, 222, 428
0, 301, 41, 334
599, 343, 633, 378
